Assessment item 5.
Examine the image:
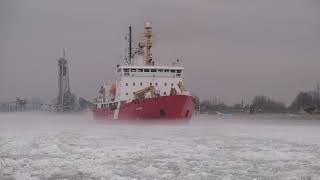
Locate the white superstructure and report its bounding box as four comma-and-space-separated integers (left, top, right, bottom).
115, 65, 185, 102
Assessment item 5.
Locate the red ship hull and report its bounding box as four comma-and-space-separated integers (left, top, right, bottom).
93, 95, 194, 121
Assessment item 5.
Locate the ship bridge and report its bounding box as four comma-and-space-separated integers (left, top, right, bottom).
117, 65, 184, 77
115, 64, 186, 103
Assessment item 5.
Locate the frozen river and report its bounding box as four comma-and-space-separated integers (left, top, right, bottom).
0, 113, 320, 180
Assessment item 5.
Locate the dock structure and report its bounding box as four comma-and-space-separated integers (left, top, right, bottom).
0, 98, 57, 112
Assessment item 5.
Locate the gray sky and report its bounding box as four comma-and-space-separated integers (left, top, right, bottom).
1, 0, 320, 105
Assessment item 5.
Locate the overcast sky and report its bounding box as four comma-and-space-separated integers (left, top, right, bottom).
1, 0, 320, 104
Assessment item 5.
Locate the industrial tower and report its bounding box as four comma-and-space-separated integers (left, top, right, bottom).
57, 49, 74, 111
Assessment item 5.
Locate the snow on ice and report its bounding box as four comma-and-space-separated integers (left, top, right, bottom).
0, 112, 320, 180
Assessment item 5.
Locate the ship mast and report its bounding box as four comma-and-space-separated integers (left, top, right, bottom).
144, 22, 153, 66
128, 26, 132, 65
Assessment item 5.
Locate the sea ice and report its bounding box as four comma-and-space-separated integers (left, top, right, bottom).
0, 112, 319, 179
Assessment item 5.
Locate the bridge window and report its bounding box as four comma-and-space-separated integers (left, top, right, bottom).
151, 69, 157, 72
138, 69, 143, 72
131, 69, 136, 72
164, 69, 169, 73
158, 69, 164, 72
124, 69, 129, 72
177, 70, 182, 73
170, 69, 176, 73
144, 69, 150, 72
